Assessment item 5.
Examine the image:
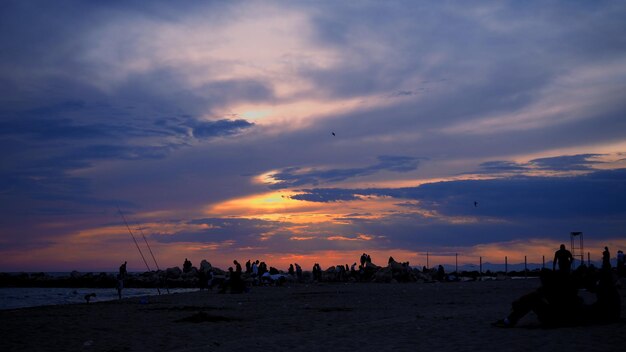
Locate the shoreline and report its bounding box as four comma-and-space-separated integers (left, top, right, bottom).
1, 279, 624, 351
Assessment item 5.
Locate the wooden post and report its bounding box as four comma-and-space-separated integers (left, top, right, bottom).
505, 256, 508, 275
479, 256, 482, 280
426, 251, 429, 268
542, 255, 545, 269
455, 253, 458, 274
524, 256, 527, 278
587, 252, 590, 266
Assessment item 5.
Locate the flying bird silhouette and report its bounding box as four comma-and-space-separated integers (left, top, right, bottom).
332, 132, 336, 136
474, 201, 478, 207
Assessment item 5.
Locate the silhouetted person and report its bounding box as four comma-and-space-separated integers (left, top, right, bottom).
437, 265, 445, 281
258, 261, 268, 277
494, 269, 621, 327
588, 270, 621, 323
602, 247, 611, 271
116, 274, 124, 300
313, 263, 322, 281
119, 261, 127, 279
234, 260, 242, 273
553, 244, 573, 273
617, 250, 624, 277
295, 263, 302, 282
206, 269, 214, 291
252, 260, 259, 278
288, 264, 295, 276
183, 258, 192, 273
493, 269, 582, 328
245, 260, 251, 274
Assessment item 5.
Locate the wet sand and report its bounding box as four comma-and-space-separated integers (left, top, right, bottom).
1, 279, 625, 351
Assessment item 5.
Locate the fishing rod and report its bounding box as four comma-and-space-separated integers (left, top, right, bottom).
137, 226, 169, 294
117, 206, 162, 295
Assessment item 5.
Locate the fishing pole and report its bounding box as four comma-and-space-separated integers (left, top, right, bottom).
137, 226, 169, 294
117, 206, 153, 274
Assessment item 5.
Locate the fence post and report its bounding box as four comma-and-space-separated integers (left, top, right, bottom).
505, 256, 508, 276
524, 256, 527, 278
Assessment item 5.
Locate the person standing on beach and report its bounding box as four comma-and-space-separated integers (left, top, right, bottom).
602, 247, 611, 271
117, 261, 127, 300
617, 250, 624, 276
119, 261, 127, 279
553, 244, 573, 273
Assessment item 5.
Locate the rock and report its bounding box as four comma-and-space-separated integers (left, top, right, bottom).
166, 267, 182, 279
200, 260, 212, 272
373, 266, 393, 283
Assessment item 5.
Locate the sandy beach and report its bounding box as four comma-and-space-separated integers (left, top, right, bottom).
1, 279, 625, 352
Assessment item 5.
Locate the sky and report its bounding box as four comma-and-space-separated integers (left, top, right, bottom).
1, 1, 626, 272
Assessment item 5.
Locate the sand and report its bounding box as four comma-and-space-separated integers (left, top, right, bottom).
1, 279, 625, 352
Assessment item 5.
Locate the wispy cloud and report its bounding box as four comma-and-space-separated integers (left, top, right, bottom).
266, 155, 420, 189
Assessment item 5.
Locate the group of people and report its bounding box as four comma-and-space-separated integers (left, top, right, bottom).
494, 244, 622, 328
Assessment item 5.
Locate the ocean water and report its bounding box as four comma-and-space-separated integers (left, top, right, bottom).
0, 287, 197, 310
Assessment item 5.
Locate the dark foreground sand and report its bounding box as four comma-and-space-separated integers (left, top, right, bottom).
1, 279, 625, 352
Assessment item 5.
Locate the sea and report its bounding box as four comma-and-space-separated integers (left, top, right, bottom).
0, 287, 197, 310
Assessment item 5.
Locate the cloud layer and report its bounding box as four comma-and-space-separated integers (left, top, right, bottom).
1, 1, 625, 271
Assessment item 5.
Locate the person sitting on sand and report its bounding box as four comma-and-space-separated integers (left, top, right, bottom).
493, 269, 581, 328
493, 269, 620, 328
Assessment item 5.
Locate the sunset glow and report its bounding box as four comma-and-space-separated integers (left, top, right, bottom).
1, 2, 625, 272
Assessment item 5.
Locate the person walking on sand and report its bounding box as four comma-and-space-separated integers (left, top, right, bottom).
553, 244, 573, 274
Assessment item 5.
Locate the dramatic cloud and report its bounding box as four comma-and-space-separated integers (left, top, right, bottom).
1, 1, 625, 271
267, 156, 420, 189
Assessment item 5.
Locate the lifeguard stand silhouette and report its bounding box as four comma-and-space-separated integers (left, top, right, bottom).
570, 232, 584, 268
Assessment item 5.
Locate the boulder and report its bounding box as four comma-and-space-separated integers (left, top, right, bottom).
200, 260, 212, 272
372, 266, 393, 283
166, 266, 182, 279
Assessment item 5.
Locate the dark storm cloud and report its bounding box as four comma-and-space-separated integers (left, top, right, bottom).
530, 154, 603, 171
191, 119, 254, 139
477, 154, 604, 173
153, 218, 283, 244
268, 155, 420, 189
291, 168, 626, 219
